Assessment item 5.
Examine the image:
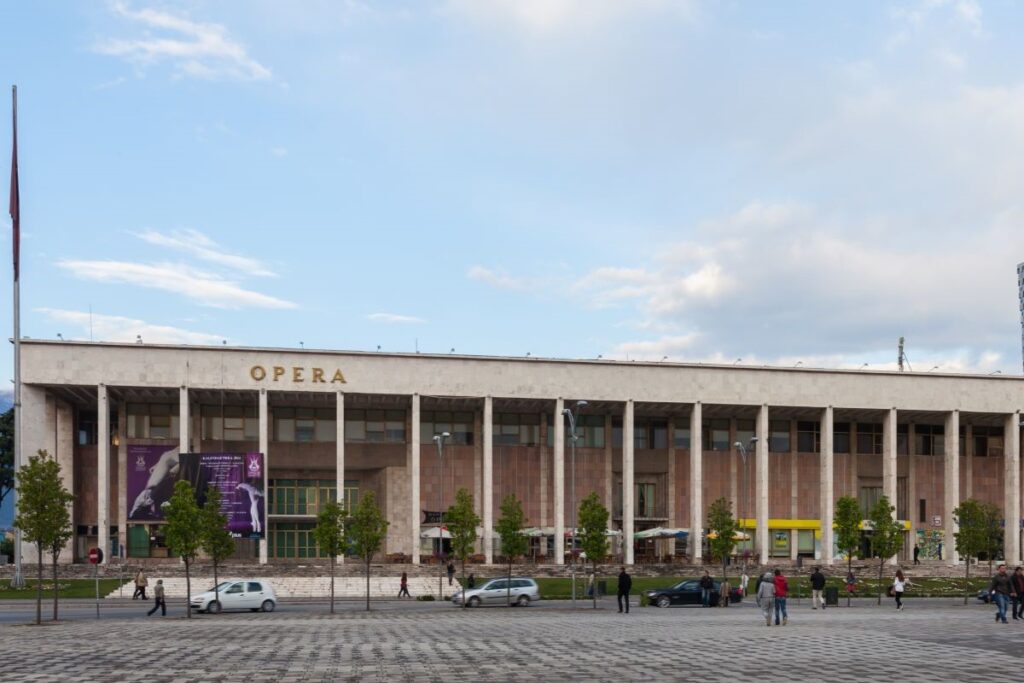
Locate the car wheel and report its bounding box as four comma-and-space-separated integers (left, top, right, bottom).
261, 600, 275, 613
656, 596, 670, 609
516, 595, 530, 607
468, 596, 482, 608
208, 600, 222, 614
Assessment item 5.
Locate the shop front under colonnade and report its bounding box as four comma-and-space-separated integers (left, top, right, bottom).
16, 340, 1024, 567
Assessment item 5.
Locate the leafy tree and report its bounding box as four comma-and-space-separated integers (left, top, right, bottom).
347, 491, 389, 612
577, 492, 609, 610
954, 498, 1002, 605
163, 480, 203, 619
199, 486, 235, 615
867, 495, 903, 605
312, 500, 347, 613
446, 488, 481, 608
707, 497, 738, 584
980, 502, 1004, 578
0, 409, 13, 513
495, 494, 528, 607
13, 450, 73, 624
834, 496, 862, 607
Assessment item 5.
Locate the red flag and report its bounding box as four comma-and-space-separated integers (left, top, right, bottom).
9, 86, 18, 282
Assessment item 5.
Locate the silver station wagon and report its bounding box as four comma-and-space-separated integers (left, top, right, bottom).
452, 578, 540, 607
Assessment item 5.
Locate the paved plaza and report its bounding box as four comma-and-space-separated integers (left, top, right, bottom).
2, 599, 1021, 682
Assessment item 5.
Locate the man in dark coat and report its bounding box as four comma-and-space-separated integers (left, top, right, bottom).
617, 567, 633, 614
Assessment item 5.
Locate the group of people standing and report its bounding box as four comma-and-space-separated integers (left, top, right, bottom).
755, 569, 790, 626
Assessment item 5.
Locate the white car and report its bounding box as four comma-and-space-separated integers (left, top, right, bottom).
191, 580, 277, 614
452, 578, 540, 607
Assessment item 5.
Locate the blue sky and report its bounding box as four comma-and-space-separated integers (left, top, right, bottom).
2, 0, 1024, 380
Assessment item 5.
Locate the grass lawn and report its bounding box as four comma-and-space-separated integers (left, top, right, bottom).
0, 578, 125, 600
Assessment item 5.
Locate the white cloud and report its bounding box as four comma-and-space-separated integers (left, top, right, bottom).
57, 259, 296, 309
467, 265, 542, 291
609, 333, 700, 360
37, 308, 225, 345
443, 0, 698, 36
96, 2, 272, 81
134, 228, 277, 277
367, 312, 425, 324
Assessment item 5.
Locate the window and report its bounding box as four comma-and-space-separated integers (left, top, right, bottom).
636, 483, 655, 517
78, 411, 98, 445
914, 424, 944, 456
735, 420, 755, 450
274, 407, 336, 443
897, 424, 909, 455
421, 411, 474, 445
202, 405, 259, 441
269, 522, 331, 559
494, 413, 540, 446
797, 421, 820, 453
702, 419, 730, 451
346, 409, 405, 443
834, 423, 850, 454
672, 419, 691, 448
269, 479, 344, 516
247, 582, 263, 593
972, 425, 1004, 457
859, 486, 882, 516
769, 420, 790, 452
554, 414, 605, 448
856, 423, 883, 455
127, 403, 180, 440
918, 498, 926, 524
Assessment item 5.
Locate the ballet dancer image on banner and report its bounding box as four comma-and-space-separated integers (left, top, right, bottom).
236, 482, 264, 534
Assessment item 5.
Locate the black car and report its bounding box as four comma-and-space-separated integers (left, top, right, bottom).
644, 579, 744, 608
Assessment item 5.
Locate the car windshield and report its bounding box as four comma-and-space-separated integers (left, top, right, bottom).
674, 581, 698, 591
210, 582, 232, 592
480, 581, 500, 590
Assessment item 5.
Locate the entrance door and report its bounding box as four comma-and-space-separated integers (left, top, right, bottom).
128, 525, 150, 558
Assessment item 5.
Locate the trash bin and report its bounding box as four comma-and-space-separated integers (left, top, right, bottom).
825, 587, 839, 606
597, 580, 608, 597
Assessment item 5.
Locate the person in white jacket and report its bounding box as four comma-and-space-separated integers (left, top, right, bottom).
756, 571, 776, 626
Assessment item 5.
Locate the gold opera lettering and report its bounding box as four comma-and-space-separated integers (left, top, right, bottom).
250, 365, 346, 384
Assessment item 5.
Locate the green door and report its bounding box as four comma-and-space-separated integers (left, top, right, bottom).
128, 525, 150, 558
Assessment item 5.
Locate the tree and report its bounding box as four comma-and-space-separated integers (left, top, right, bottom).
953, 498, 999, 605
577, 492, 609, 610
199, 486, 235, 615
347, 491, 388, 612
707, 497, 738, 584
867, 495, 903, 605
980, 502, 1004, 578
163, 480, 203, 619
312, 500, 347, 613
495, 494, 528, 607
446, 488, 481, 608
13, 450, 73, 624
0, 409, 13, 514
834, 496, 862, 607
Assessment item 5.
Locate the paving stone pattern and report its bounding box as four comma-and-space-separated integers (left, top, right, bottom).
3, 602, 1021, 682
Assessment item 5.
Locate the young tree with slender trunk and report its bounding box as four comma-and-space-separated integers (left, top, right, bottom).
577, 492, 609, 610
199, 486, 235, 615
707, 497, 739, 585
495, 494, 528, 607
834, 496, 862, 607
312, 500, 347, 613
446, 488, 481, 608
347, 492, 388, 612
163, 480, 203, 619
867, 495, 903, 605
14, 450, 73, 624
953, 498, 991, 605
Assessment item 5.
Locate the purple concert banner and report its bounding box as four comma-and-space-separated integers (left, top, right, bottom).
127, 445, 182, 521
179, 453, 266, 539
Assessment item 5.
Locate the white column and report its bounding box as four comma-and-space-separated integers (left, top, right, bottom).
820, 406, 834, 565
179, 387, 190, 453
483, 396, 494, 564
117, 400, 127, 560
410, 394, 421, 564
623, 399, 635, 565
756, 404, 769, 565
336, 391, 345, 563
1005, 411, 1021, 565
258, 388, 268, 564
883, 407, 898, 565
553, 398, 565, 565
944, 410, 960, 564
690, 403, 703, 562
97, 384, 110, 564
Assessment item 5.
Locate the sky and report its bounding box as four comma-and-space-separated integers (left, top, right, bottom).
1, 0, 1024, 380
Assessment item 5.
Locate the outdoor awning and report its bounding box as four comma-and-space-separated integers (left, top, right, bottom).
564, 528, 622, 538
707, 530, 751, 541
634, 527, 690, 540
420, 527, 451, 539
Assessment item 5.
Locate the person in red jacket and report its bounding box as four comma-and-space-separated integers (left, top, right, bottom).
1012, 567, 1024, 620
773, 568, 789, 625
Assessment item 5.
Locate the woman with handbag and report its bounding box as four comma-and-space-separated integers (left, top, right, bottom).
892, 570, 911, 611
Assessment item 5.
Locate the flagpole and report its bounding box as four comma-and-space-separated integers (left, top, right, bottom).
10, 85, 23, 588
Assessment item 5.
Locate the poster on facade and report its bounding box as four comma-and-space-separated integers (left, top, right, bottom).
127, 444, 182, 521
179, 453, 266, 539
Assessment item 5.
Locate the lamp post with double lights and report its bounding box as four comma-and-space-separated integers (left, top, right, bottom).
562, 400, 588, 607
733, 436, 758, 572
432, 431, 450, 600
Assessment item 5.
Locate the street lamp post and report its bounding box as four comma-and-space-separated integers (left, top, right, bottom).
734, 437, 758, 572
562, 400, 588, 608
433, 432, 450, 601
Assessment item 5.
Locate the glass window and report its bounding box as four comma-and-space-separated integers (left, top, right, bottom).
672, 419, 691, 448
855, 423, 883, 455
127, 403, 179, 440
581, 415, 604, 448
703, 419, 730, 451
493, 413, 541, 446
769, 420, 790, 452
797, 421, 820, 453
834, 423, 850, 454
247, 582, 263, 592
651, 420, 668, 449
735, 419, 755, 450
420, 411, 474, 445
972, 425, 1004, 457
633, 422, 648, 450
202, 404, 257, 442
612, 418, 623, 448
636, 483, 655, 517
897, 424, 909, 455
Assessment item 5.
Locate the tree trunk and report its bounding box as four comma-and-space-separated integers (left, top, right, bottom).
35, 543, 42, 625
964, 557, 970, 606
52, 551, 59, 621
506, 559, 512, 607
365, 556, 371, 612
592, 562, 598, 609
213, 558, 219, 616
461, 558, 468, 609
847, 556, 852, 607
877, 559, 883, 606
330, 557, 335, 614
185, 558, 192, 619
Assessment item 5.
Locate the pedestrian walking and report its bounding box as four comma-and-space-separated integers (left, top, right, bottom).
133, 569, 148, 600
756, 571, 775, 626
1011, 567, 1024, 621
892, 570, 912, 611
617, 566, 632, 614
699, 570, 714, 608
146, 579, 166, 616
845, 570, 856, 597
467, 573, 476, 589
740, 571, 750, 597
810, 566, 826, 610
773, 569, 789, 625
913, 545, 920, 565
398, 571, 411, 598
989, 564, 1016, 624
446, 562, 455, 587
